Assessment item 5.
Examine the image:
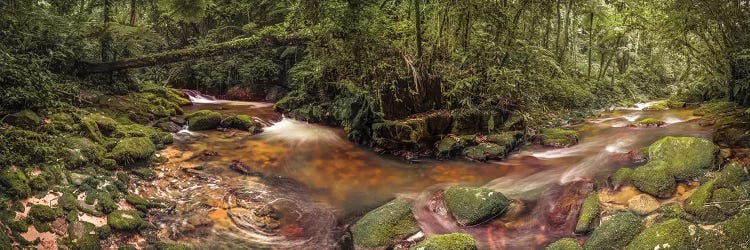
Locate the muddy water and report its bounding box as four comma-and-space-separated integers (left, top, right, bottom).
142, 97, 710, 249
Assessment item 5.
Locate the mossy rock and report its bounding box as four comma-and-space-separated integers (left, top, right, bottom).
437, 136, 467, 157
661, 204, 684, 220
694, 102, 739, 117
667, 100, 686, 109
684, 179, 725, 223
186, 110, 222, 131
154, 242, 192, 250
107, 210, 144, 231
0, 169, 31, 199
85, 113, 118, 135
647, 136, 718, 179
112, 124, 173, 148
627, 219, 693, 250
63, 137, 106, 168
643, 101, 668, 111
48, 113, 79, 132
444, 186, 510, 226
29, 204, 56, 222
4, 110, 41, 129
711, 188, 741, 216
583, 212, 644, 250
715, 162, 749, 189
0, 229, 11, 249
545, 238, 582, 250
631, 160, 676, 198
73, 233, 101, 250
110, 137, 156, 165
351, 198, 420, 248
716, 214, 750, 248
125, 195, 167, 211
612, 168, 634, 187
221, 115, 258, 132
574, 191, 599, 234
538, 128, 578, 147
411, 233, 478, 250
486, 131, 520, 147
78, 115, 106, 143
462, 143, 504, 161
631, 118, 665, 127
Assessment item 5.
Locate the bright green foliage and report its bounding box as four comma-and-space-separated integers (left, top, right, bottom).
538, 128, 579, 147
443, 186, 510, 226
631, 160, 676, 198
627, 219, 693, 250
575, 191, 599, 234
110, 137, 156, 164
411, 233, 478, 250
186, 110, 222, 131
545, 238, 582, 250
221, 115, 258, 132
351, 198, 420, 248
647, 136, 719, 179
583, 212, 644, 250
612, 168, 634, 187
107, 210, 145, 231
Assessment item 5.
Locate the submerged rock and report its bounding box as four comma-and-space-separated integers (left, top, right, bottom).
411, 233, 478, 250
583, 212, 644, 249
351, 198, 420, 248
545, 238, 582, 250
646, 136, 718, 179
627, 194, 660, 215
627, 219, 693, 250
574, 191, 599, 234
630, 118, 665, 127
537, 128, 579, 147
443, 186, 509, 226
186, 110, 222, 131
631, 160, 675, 198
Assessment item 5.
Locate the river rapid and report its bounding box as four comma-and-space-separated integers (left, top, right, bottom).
137, 94, 711, 249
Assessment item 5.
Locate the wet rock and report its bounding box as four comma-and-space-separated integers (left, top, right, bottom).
574, 191, 599, 234
631, 160, 675, 198
411, 233, 478, 250
545, 238, 582, 250
186, 110, 222, 131
436, 136, 467, 157
462, 143, 504, 161
500, 199, 527, 221
443, 186, 509, 226
627, 194, 660, 215
110, 137, 156, 165
646, 136, 719, 179
697, 119, 715, 127
253, 204, 281, 230
545, 181, 595, 232
221, 115, 259, 132
107, 210, 145, 231
351, 198, 420, 248
170, 116, 187, 126
630, 118, 665, 127
628, 219, 693, 250
583, 212, 644, 250
195, 150, 219, 161
537, 128, 578, 147
5, 110, 41, 129
156, 121, 182, 133
229, 160, 261, 176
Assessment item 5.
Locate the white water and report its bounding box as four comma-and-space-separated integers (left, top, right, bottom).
259, 118, 343, 145
183, 90, 274, 108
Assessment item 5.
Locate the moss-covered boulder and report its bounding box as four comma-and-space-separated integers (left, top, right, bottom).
583, 212, 644, 250
574, 191, 599, 234
684, 179, 724, 223
715, 162, 749, 189
545, 238, 582, 250
647, 136, 718, 179
107, 210, 145, 231
85, 113, 118, 135
110, 137, 156, 164
711, 188, 741, 215
221, 115, 258, 132
5, 110, 41, 129
667, 100, 686, 109
351, 198, 420, 248
612, 168, 633, 187
631, 118, 665, 127
29, 204, 56, 222
411, 233, 478, 250
462, 143, 504, 161
437, 136, 467, 157
538, 128, 579, 147
0, 169, 31, 199
643, 101, 668, 111
444, 186, 510, 226
627, 219, 693, 250
112, 124, 173, 148
63, 137, 106, 168
486, 131, 521, 147
186, 110, 222, 131
716, 214, 750, 248
631, 160, 676, 198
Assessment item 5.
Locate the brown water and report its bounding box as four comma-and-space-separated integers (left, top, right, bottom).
139, 96, 711, 249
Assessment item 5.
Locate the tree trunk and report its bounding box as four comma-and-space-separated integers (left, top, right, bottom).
587, 12, 594, 79
129, 0, 137, 26
555, 0, 562, 57
415, 0, 423, 58
561, 0, 573, 63
101, 0, 112, 62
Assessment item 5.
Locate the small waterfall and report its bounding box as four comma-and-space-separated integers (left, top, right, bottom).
182, 89, 220, 104
259, 118, 343, 145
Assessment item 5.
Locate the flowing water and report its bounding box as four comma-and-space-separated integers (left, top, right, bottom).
138, 94, 711, 249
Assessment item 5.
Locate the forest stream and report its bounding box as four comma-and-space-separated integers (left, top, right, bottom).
137, 94, 710, 249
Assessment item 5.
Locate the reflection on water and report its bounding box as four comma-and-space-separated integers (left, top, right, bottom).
145, 95, 712, 249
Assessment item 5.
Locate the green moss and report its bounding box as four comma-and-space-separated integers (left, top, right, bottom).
86, 113, 118, 135
0, 228, 11, 249
4, 110, 41, 129
717, 214, 750, 248
48, 113, 79, 132
631, 160, 676, 198
73, 234, 101, 250
545, 238, 582, 250
632, 118, 665, 127
685, 179, 725, 223
539, 128, 579, 147
0, 169, 31, 199
112, 124, 173, 148
715, 162, 749, 189
186, 110, 222, 131
661, 204, 684, 219
486, 131, 520, 147
110, 137, 156, 165
627, 219, 693, 250
583, 212, 644, 249
154, 242, 192, 250
437, 136, 466, 156
411, 233, 478, 250
693, 102, 738, 117
131, 168, 156, 180
643, 101, 668, 111
462, 143, 504, 161
667, 100, 686, 109
125, 194, 167, 211
612, 168, 634, 187
107, 210, 144, 231
351, 198, 420, 248
711, 188, 741, 215
78, 115, 106, 144
96, 193, 118, 214
444, 186, 510, 226
647, 136, 718, 179
575, 191, 599, 234
221, 115, 258, 132
63, 137, 106, 168
29, 204, 56, 222
29, 176, 49, 191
